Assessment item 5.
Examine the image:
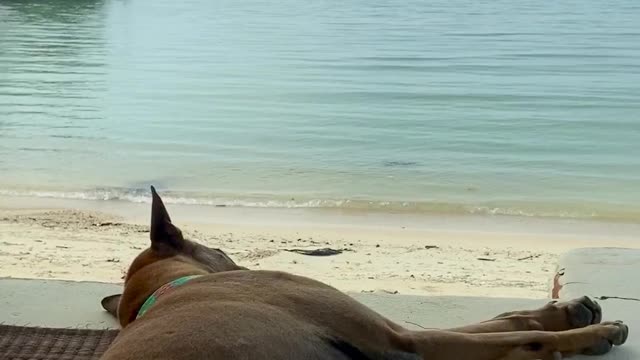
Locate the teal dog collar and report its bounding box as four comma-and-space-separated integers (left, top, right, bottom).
137, 275, 203, 319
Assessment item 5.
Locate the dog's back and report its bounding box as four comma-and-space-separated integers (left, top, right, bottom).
102, 271, 419, 360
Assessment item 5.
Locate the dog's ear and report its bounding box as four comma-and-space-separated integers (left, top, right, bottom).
150, 186, 185, 251
101, 294, 121, 317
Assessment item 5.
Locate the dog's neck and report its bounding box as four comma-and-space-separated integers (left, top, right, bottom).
118, 258, 208, 327
136, 274, 203, 319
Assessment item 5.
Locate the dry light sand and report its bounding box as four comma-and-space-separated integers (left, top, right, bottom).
1, 196, 639, 299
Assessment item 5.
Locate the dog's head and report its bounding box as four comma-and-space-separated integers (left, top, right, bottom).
101, 186, 245, 319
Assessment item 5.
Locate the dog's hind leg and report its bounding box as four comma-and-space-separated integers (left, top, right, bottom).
446, 296, 602, 334
406, 321, 628, 360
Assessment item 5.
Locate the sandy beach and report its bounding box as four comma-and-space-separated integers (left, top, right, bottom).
1, 195, 639, 299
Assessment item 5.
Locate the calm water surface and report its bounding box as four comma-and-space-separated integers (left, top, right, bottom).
1, 0, 640, 221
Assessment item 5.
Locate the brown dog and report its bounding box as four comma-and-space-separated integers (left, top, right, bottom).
100, 187, 628, 360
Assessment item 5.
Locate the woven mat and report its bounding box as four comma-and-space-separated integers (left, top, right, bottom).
0, 325, 118, 360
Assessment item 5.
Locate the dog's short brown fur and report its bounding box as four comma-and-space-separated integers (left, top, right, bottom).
100, 187, 628, 360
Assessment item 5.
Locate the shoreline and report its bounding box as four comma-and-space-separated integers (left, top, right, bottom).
1, 195, 639, 299
2, 188, 639, 224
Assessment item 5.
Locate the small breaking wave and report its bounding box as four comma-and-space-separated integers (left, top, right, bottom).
0, 187, 637, 222
0, 188, 349, 208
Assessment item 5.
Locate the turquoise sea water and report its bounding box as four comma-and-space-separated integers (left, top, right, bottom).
1, 0, 639, 221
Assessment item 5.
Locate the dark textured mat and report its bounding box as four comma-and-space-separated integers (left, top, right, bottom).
0, 325, 118, 360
